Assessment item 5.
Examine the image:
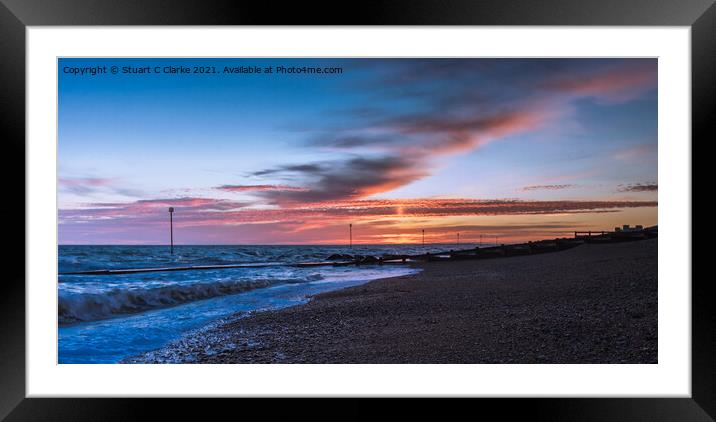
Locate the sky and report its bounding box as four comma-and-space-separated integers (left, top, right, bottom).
58, 58, 657, 245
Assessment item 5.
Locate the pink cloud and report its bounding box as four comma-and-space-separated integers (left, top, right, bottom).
613, 143, 657, 161
59, 177, 113, 187
542, 61, 657, 103
255, 108, 556, 205
396, 108, 555, 156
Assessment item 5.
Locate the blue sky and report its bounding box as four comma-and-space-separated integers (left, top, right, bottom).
58, 58, 657, 244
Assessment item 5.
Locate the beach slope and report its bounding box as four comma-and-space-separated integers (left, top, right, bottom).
137, 239, 657, 364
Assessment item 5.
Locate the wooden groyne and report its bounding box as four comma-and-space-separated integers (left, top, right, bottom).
61, 262, 286, 276
574, 225, 657, 243
418, 238, 583, 262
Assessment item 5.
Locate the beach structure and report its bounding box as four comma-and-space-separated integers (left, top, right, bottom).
168, 207, 174, 254
575, 224, 656, 242
615, 224, 644, 232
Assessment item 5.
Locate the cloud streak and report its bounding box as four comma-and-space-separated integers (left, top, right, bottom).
521, 184, 576, 191
617, 183, 658, 192
216, 184, 309, 193
613, 143, 657, 161
59, 176, 141, 198
60, 196, 656, 226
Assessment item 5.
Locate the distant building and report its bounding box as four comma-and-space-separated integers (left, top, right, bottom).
615, 224, 645, 232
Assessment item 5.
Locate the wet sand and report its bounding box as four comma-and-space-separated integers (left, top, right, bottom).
136, 239, 657, 364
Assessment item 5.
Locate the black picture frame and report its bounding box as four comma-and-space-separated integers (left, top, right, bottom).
0, 0, 708, 420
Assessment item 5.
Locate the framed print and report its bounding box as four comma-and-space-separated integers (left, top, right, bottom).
1, 0, 710, 420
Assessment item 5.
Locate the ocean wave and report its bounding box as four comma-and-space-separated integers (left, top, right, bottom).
58, 279, 274, 325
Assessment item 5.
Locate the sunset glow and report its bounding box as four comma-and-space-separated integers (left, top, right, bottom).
58, 58, 657, 244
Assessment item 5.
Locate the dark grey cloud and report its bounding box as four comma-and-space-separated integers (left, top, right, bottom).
252, 155, 428, 204
618, 183, 658, 192
252, 163, 327, 177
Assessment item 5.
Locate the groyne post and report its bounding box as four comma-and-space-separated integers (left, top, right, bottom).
168, 207, 174, 254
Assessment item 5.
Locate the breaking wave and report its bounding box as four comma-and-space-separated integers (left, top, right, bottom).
58, 279, 278, 325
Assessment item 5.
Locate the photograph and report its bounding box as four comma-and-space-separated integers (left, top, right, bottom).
57, 57, 658, 364
1, 0, 708, 416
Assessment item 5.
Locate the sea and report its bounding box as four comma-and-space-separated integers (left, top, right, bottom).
57, 244, 462, 363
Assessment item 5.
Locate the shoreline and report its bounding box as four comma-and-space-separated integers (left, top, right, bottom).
130, 239, 657, 364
